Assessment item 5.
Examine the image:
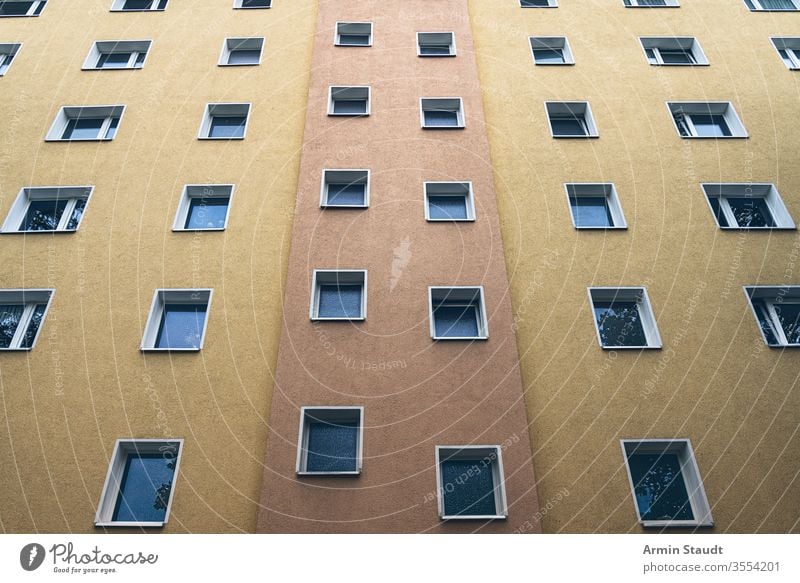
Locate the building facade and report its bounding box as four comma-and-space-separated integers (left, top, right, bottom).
0, 0, 798, 534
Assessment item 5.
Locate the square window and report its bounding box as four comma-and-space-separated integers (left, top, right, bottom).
219, 37, 264, 66
311, 270, 367, 321
0, 0, 46, 17
45, 105, 124, 141
83, 40, 151, 70
744, 286, 800, 347
745, 0, 799, 10
667, 102, 747, 138
2, 186, 92, 233
530, 37, 574, 65
328, 86, 370, 116
95, 439, 183, 527
0, 289, 52, 350
296, 407, 363, 475
0, 43, 21, 75
588, 287, 662, 349
624, 0, 679, 6
417, 32, 456, 57
436, 446, 508, 520
420, 98, 465, 129
565, 183, 626, 229
621, 439, 713, 528
520, 0, 557, 7
546, 101, 598, 137
640, 37, 707, 66
141, 289, 212, 351
110, 0, 168, 11
429, 286, 488, 340
424, 182, 475, 221
320, 169, 369, 208
335, 22, 372, 47
198, 103, 250, 140
702, 184, 795, 230
173, 185, 233, 231
234, 0, 271, 8
771, 37, 800, 70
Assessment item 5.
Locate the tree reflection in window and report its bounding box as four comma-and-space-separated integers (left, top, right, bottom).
593, 300, 647, 347
627, 452, 694, 521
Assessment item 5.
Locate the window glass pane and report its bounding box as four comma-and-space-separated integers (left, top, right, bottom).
112, 453, 176, 523
0, 304, 24, 348
63, 118, 104, 140
706, 197, 729, 228
155, 303, 207, 349
659, 49, 695, 64
420, 45, 451, 55
644, 48, 657, 63
627, 452, 694, 522
228, 49, 261, 65
332, 99, 367, 114
242, 0, 269, 7
593, 300, 648, 346
726, 197, 775, 228
754, 302, 780, 345
441, 458, 497, 516
66, 199, 87, 231
774, 302, 800, 344
433, 304, 479, 337
209, 115, 246, 138
428, 195, 468, 220
424, 109, 459, 127
98, 52, 132, 68
123, 0, 154, 9
636, 0, 667, 5
569, 196, 612, 227
690, 114, 731, 137
338, 34, 369, 46
550, 116, 587, 136
305, 419, 358, 472
21, 199, 68, 231
759, 0, 796, 8
105, 117, 119, 139
521, 0, 550, 6
327, 184, 365, 206
318, 284, 362, 318
135, 52, 146, 67
0, 2, 34, 16
20, 303, 46, 348
185, 198, 229, 229
533, 48, 565, 63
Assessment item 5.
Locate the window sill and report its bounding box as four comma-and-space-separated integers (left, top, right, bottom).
648, 63, 709, 67
418, 54, 457, 58
601, 344, 661, 350
94, 521, 165, 528
766, 343, 800, 348
552, 134, 599, 139
172, 227, 226, 232
679, 135, 748, 139
441, 514, 507, 521
320, 204, 369, 209
311, 316, 366, 322
426, 218, 475, 223
335, 43, 372, 48
535, 62, 576, 66
110, 9, 166, 12
574, 226, 627, 230
297, 470, 361, 477
1, 229, 77, 234
82, 67, 144, 71
718, 226, 795, 230
0, 347, 33, 351
0, 15, 41, 18
328, 112, 370, 117
640, 519, 714, 528
46, 138, 114, 142
218, 62, 261, 67
433, 335, 489, 341
422, 125, 465, 130
140, 347, 202, 352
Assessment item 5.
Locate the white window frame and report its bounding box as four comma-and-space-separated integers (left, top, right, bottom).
746, 0, 799, 11
233, 0, 271, 8
0, 42, 21, 75
197, 103, 251, 140
218, 37, 264, 67
545, 101, 599, 138
424, 181, 475, 222
624, 0, 679, 7
45, 105, 125, 142
0, 0, 45, 17
428, 286, 489, 341
319, 169, 370, 208
420, 97, 465, 129
310, 270, 367, 321
296, 407, 364, 476
110, 0, 168, 12
172, 184, 234, 232
621, 439, 713, 528
529, 36, 574, 65
588, 287, 662, 349
82, 40, 151, 71
327, 86, 371, 116
701, 183, 795, 230
639, 37, 708, 66
743, 286, 800, 347
564, 183, 627, 229
435, 446, 509, 520
417, 32, 457, 57
334, 22, 373, 47
520, 0, 558, 7
0, 289, 54, 351
771, 37, 800, 70
2, 186, 93, 234
667, 102, 748, 139
94, 439, 184, 527
141, 289, 213, 352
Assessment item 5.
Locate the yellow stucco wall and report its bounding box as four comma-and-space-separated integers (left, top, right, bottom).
0, 0, 316, 532
470, 0, 800, 532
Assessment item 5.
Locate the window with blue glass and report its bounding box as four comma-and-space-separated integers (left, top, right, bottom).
429, 286, 488, 340
95, 440, 182, 526
141, 289, 212, 351
520, 0, 557, 7
589, 287, 661, 349
111, 0, 168, 11
668, 102, 747, 139
2, 187, 92, 233
220, 37, 263, 66
311, 270, 366, 320
85, 40, 151, 70
235, 0, 271, 8
0, 43, 21, 75
46, 106, 123, 141
530, 37, 574, 65
328, 86, 370, 116
702, 184, 795, 230
425, 182, 474, 221
745, 286, 800, 347
546, 102, 598, 137
297, 407, 363, 475
566, 184, 626, 229
335, 22, 372, 46
0, 289, 52, 350
199, 103, 250, 140
321, 170, 369, 208
624, 0, 679, 7
174, 185, 232, 231
421, 98, 464, 128
746, 0, 799, 11
622, 440, 713, 527
0, 1, 46, 17
437, 446, 507, 519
